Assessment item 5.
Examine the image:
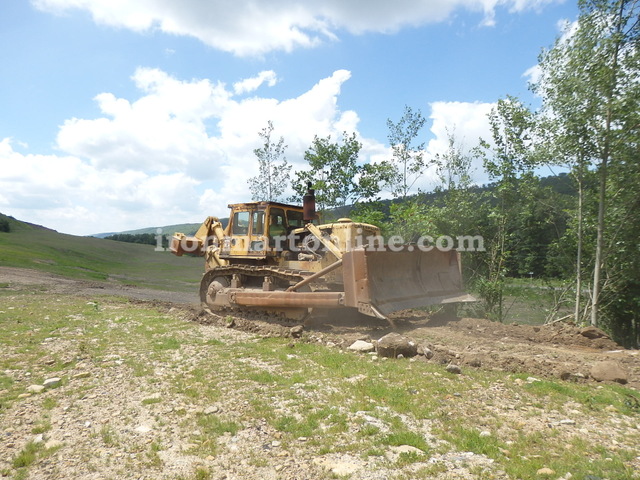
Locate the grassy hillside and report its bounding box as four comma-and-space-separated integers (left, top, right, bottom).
0, 213, 203, 292
91, 222, 204, 239
91, 218, 230, 238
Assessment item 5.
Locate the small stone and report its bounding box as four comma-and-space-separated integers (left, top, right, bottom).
45, 439, 63, 449
559, 419, 575, 425
290, 325, 304, 338
536, 467, 555, 476
27, 384, 45, 394
391, 445, 423, 455
204, 406, 219, 415
347, 340, 375, 353
479, 430, 491, 437
271, 440, 281, 447
445, 364, 462, 374
33, 434, 44, 444
135, 425, 152, 434
72, 372, 91, 380
43, 377, 61, 389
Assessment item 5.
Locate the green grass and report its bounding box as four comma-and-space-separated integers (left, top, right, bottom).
0, 213, 202, 291
1, 286, 638, 480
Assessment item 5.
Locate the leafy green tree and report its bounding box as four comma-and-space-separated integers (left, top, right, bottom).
534, 0, 640, 334
478, 96, 540, 321
248, 121, 292, 202
291, 132, 392, 214
386, 105, 429, 199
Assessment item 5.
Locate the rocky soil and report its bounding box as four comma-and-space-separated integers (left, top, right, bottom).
1, 267, 639, 480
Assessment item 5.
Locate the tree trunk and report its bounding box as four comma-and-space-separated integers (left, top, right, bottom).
590, 158, 607, 327
575, 164, 583, 324
590, 0, 624, 328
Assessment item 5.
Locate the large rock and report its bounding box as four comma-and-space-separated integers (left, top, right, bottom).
580, 326, 609, 340
376, 333, 418, 358
590, 360, 628, 384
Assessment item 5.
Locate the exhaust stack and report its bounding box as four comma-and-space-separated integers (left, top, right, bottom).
303, 182, 316, 223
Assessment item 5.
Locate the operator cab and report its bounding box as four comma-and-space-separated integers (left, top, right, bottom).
222, 201, 306, 259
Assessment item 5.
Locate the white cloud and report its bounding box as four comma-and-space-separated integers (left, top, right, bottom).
233, 71, 278, 95
1, 68, 368, 235
32, 0, 563, 56
425, 100, 495, 186
2, 67, 501, 235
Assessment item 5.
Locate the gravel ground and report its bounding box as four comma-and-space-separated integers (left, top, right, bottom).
1, 267, 639, 480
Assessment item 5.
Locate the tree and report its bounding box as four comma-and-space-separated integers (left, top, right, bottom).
478, 96, 540, 321
291, 132, 392, 214
247, 121, 292, 202
534, 0, 640, 331
386, 105, 429, 199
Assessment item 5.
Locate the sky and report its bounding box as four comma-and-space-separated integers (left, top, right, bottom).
0, 0, 578, 236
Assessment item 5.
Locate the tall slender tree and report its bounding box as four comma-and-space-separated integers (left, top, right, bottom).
534, 0, 640, 328
386, 105, 428, 199
248, 121, 292, 202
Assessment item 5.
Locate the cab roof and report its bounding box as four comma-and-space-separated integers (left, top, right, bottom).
228, 201, 303, 210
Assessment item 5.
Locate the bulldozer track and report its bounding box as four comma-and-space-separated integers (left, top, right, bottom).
199, 264, 316, 303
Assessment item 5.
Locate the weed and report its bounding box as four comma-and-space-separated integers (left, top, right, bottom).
154, 337, 181, 351
100, 425, 118, 447
382, 431, 430, 452
42, 396, 58, 410
396, 450, 428, 466
31, 420, 52, 434
12, 442, 41, 469
193, 467, 212, 480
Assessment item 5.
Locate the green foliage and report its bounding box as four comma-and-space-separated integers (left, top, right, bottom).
248, 120, 292, 202
292, 131, 392, 212
382, 431, 430, 452
385, 199, 436, 243
387, 105, 429, 199
12, 442, 41, 469
0, 217, 10, 233
533, 0, 640, 342
474, 97, 542, 321
105, 232, 167, 248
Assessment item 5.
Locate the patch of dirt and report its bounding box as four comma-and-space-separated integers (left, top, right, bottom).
0, 266, 199, 305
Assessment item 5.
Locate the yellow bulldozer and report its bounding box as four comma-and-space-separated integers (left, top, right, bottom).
170, 186, 473, 322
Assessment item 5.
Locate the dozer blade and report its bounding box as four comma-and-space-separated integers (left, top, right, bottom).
342, 247, 475, 318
